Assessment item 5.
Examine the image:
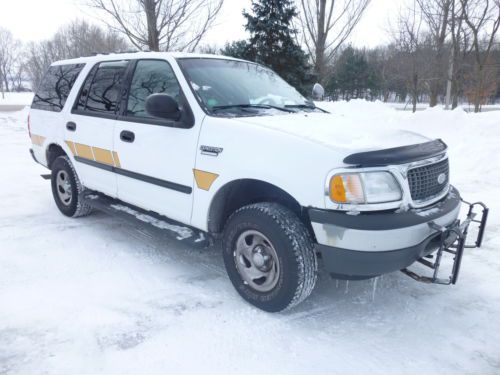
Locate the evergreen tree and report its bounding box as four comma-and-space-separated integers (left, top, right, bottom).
241, 0, 312, 94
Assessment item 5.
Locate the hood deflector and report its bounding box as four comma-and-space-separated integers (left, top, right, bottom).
343, 139, 447, 167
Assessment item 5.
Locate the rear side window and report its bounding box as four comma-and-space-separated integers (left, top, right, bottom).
74, 60, 129, 115
31, 64, 84, 112
126, 60, 181, 118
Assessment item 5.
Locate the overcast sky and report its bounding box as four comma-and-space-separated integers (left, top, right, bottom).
0, 0, 400, 49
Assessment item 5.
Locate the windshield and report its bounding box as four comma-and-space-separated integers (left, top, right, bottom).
177, 58, 314, 116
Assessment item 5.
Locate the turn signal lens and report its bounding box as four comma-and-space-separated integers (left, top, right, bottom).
329, 171, 402, 204
329, 174, 364, 203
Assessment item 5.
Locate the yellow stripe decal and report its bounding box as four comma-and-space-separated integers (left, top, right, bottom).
74, 143, 94, 160
65, 141, 77, 156
112, 151, 121, 168
31, 134, 46, 146
92, 147, 115, 166
193, 169, 219, 191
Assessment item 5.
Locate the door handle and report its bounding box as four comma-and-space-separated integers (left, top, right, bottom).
120, 130, 135, 143
66, 121, 76, 131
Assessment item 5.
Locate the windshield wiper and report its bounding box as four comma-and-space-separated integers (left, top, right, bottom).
211, 104, 295, 113
284, 104, 317, 110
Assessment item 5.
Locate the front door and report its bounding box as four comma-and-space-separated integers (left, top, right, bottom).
114, 59, 200, 224
65, 60, 129, 197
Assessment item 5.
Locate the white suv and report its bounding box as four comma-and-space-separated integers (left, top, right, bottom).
28, 52, 487, 312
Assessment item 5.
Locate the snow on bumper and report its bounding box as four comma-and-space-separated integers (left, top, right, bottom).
309, 186, 462, 277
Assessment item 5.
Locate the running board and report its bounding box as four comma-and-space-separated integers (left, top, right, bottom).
81, 190, 210, 248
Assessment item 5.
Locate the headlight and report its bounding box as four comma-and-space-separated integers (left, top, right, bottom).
329, 171, 402, 204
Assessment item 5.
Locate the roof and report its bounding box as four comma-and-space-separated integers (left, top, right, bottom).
51, 51, 243, 66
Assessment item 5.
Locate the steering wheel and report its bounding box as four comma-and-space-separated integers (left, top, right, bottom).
255, 96, 280, 106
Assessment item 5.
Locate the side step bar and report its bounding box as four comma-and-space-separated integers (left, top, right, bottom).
401, 200, 489, 285
81, 190, 211, 248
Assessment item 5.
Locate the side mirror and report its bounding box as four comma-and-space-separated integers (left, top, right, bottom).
312, 83, 325, 100
145, 94, 181, 121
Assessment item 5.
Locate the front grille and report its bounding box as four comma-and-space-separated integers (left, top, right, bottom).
408, 159, 449, 202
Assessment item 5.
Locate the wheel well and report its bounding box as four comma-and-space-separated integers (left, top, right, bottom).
46, 144, 67, 170
207, 179, 313, 237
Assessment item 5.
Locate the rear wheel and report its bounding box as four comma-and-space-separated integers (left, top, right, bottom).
51, 155, 92, 218
222, 203, 317, 312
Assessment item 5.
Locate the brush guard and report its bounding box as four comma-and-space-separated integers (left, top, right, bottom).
401, 200, 489, 285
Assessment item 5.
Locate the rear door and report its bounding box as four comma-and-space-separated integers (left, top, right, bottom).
113, 58, 200, 224
65, 60, 129, 197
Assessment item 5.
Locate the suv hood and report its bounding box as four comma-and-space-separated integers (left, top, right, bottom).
235, 112, 430, 152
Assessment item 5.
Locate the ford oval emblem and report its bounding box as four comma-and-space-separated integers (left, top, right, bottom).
437, 173, 447, 185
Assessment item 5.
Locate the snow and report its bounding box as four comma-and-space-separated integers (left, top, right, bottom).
0, 92, 34, 106
1, 102, 500, 374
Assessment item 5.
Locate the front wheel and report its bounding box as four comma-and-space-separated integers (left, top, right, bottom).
222, 203, 317, 312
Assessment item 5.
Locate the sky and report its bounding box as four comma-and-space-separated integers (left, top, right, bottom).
0, 0, 401, 49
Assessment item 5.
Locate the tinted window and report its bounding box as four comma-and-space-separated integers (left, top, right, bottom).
31, 64, 84, 112
127, 60, 181, 118
76, 60, 128, 114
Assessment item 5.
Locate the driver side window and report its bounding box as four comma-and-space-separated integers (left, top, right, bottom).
126, 60, 181, 118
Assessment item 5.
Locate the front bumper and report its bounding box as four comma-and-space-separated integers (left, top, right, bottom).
309, 186, 462, 278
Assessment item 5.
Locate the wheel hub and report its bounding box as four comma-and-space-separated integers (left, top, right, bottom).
234, 230, 280, 292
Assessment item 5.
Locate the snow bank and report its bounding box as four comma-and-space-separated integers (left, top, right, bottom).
0, 92, 34, 106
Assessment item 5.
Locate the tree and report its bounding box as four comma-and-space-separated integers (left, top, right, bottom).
25, 20, 128, 90
416, 0, 451, 107
298, 0, 370, 84
241, 0, 312, 93
329, 46, 380, 100
392, 2, 426, 112
460, 0, 500, 112
87, 0, 223, 52
0, 27, 21, 97
220, 40, 250, 60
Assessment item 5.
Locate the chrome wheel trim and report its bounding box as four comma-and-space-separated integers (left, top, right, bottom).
234, 230, 280, 292
56, 170, 73, 206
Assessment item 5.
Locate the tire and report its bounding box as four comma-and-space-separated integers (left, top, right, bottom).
51, 155, 92, 218
222, 203, 317, 312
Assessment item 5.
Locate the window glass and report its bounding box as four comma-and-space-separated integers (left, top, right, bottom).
127, 60, 181, 118
83, 60, 128, 114
74, 65, 97, 111
31, 64, 84, 112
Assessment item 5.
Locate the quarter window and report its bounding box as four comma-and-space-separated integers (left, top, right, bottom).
31, 64, 84, 112
126, 60, 181, 118
75, 60, 129, 114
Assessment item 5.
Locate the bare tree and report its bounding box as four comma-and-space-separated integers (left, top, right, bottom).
298, 0, 370, 83
393, 2, 425, 112
416, 0, 451, 106
460, 0, 500, 112
87, 0, 224, 52
25, 20, 128, 90
0, 27, 20, 97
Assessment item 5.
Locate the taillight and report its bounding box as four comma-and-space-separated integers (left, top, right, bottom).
27, 114, 31, 138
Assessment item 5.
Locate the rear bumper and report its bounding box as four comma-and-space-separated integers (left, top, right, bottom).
309, 186, 461, 278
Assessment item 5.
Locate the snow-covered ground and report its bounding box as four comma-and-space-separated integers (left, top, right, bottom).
1, 101, 500, 374
0, 92, 34, 107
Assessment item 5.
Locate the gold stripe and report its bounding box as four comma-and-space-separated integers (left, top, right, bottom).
74, 143, 94, 160
112, 151, 121, 168
65, 141, 77, 155
92, 147, 114, 165
31, 134, 46, 146
193, 169, 219, 191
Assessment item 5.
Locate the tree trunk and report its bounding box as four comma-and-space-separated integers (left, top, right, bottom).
412, 72, 418, 113
144, 0, 160, 51
314, 0, 327, 83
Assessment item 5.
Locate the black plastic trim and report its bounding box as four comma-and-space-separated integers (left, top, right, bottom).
317, 233, 441, 277
74, 156, 192, 194
343, 139, 448, 167
309, 186, 460, 231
